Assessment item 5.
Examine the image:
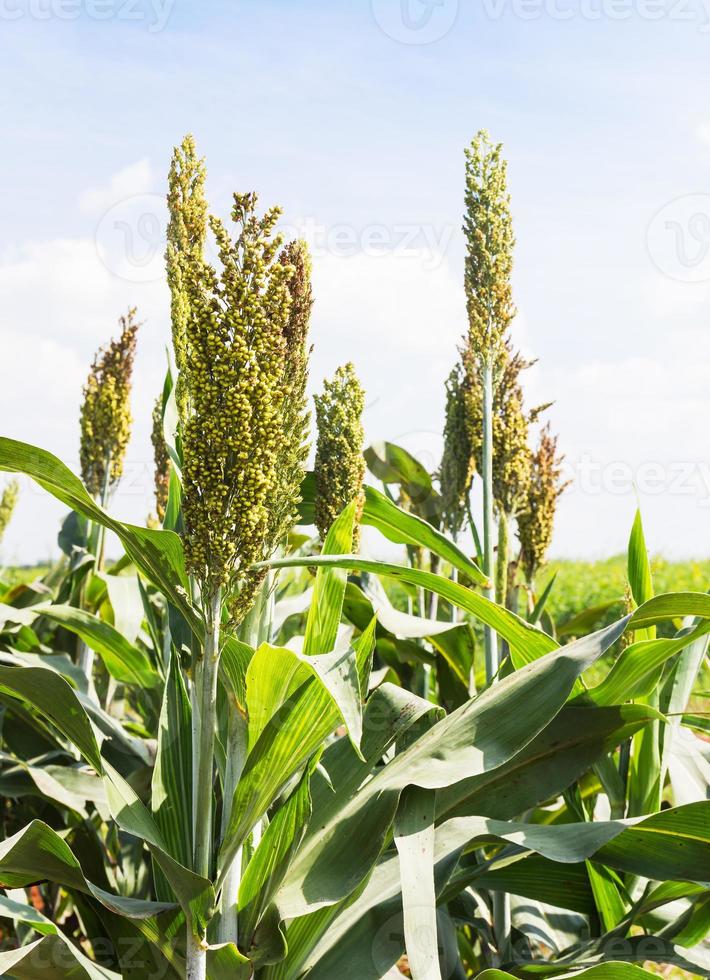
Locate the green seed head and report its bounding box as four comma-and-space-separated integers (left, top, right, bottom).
0, 480, 19, 545
79, 308, 140, 499
151, 396, 171, 524
440, 362, 474, 536
463, 130, 516, 366
517, 423, 568, 583
314, 362, 366, 550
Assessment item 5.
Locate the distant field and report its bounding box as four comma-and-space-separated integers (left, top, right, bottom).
541, 555, 710, 632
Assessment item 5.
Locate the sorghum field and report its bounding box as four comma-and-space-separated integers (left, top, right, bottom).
0, 128, 707, 980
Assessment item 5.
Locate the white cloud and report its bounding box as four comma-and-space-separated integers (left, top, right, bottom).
78, 159, 155, 216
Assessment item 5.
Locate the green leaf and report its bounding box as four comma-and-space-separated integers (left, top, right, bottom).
238, 755, 318, 946
101, 572, 144, 645
476, 967, 660, 979
0, 438, 198, 632
275, 683, 441, 920
629, 591, 710, 630
0, 665, 102, 772
152, 650, 193, 882
361, 485, 486, 585
0, 934, 122, 979
595, 801, 710, 882
585, 860, 628, 931
219, 637, 367, 879
627, 509, 654, 610
581, 621, 710, 706
104, 762, 214, 932
394, 786, 440, 980
303, 502, 356, 656
37, 605, 159, 689
277, 620, 627, 918
257, 554, 557, 664
436, 703, 659, 821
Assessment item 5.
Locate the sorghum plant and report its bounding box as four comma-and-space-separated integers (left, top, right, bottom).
462, 129, 516, 682
76, 308, 140, 680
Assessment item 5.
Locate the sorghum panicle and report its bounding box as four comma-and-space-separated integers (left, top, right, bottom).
170, 168, 294, 615
463, 130, 516, 366
517, 423, 569, 583
463, 340, 536, 520
151, 397, 171, 524
166, 134, 208, 421
79, 309, 140, 499
0, 480, 19, 545
440, 362, 474, 536
267, 239, 314, 550
314, 362, 366, 550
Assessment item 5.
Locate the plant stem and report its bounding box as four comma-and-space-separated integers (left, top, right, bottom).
77, 453, 111, 689
193, 589, 221, 876
187, 587, 222, 975
481, 360, 510, 961
481, 359, 498, 682
495, 511, 509, 608
216, 575, 272, 946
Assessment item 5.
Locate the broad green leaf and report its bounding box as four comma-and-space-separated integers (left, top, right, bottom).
585, 860, 628, 931
394, 786, 440, 980
361, 484, 486, 585
152, 650, 193, 886
257, 554, 557, 664
101, 571, 144, 645
0, 890, 59, 936
277, 620, 627, 918
477, 967, 660, 979
303, 502, 356, 656
0, 820, 176, 922
0, 665, 102, 772
238, 755, 318, 946
205, 943, 251, 979
629, 591, 710, 629
219, 631, 370, 879
37, 605, 159, 689
436, 704, 660, 822
596, 801, 710, 882
275, 683, 442, 919
104, 762, 214, 932
0, 438, 198, 631
581, 621, 710, 706
0, 934, 122, 979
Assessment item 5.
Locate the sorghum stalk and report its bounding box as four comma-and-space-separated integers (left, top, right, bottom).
77, 310, 139, 684
481, 360, 498, 680
463, 128, 516, 962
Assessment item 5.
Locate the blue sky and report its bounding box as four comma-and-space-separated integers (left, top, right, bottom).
2, 0, 710, 563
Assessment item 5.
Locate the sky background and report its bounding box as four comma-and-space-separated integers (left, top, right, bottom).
2, 0, 710, 564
